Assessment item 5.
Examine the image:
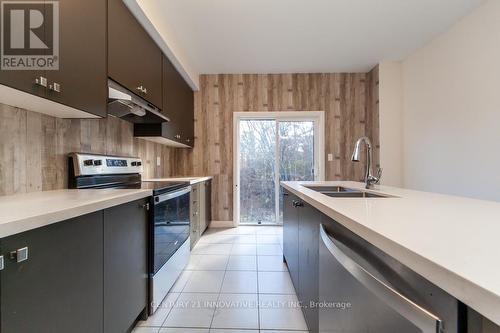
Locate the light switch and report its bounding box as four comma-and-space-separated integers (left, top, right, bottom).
327, 154, 333, 162
156, 156, 161, 166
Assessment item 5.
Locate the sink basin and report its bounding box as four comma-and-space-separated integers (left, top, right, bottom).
323, 191, 387, 198
303, 185, 389, 198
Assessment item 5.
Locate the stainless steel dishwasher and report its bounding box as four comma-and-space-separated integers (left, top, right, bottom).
319, 223, 464, 333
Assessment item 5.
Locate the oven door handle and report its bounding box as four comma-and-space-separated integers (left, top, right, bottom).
154, 186, 192, 204
320, 224, 442, 333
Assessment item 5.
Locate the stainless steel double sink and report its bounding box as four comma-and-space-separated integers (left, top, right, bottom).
303, 186, 389, 198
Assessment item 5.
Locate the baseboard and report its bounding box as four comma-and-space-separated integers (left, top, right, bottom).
209, 220, 236, 228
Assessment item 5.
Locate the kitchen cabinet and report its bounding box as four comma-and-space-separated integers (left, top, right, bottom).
108, 0, 162, 108
48, 0, 107, 117
0, 0, 107, 118
0, 198, 149, 333
0, 211, 104, 333
298, 201, 321, 333
104, 198, 149, 333
283, 190, 322, 332
202, 180, 212, 232
282, 190, 320, 332
190, 180, 211, 249
283, 190, 299, 290
162, 55, 195, 147
190, 184, 200, 249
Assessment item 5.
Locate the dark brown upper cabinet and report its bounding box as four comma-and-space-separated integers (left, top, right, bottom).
108, 0, 162, 109
162, 55, 194, 147
0, 0, 107, 118
47, 0, 107, 117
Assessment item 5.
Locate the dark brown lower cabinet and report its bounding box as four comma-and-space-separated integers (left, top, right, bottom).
283, 191, 299, 290
0, 211, 104, 333
282, 190, 321, 333
104, 198, 149, 333
298, 201, 321, 333
0, 198, 149, 333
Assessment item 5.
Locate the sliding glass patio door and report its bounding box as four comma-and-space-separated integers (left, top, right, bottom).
235, 112, 324, 225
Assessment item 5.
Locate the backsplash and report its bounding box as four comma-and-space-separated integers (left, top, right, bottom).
0, 102, 183, 196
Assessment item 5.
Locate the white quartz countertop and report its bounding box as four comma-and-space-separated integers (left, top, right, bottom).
0, 189, 152, 238
143, 176, 212, 185
281, 181, 500, 325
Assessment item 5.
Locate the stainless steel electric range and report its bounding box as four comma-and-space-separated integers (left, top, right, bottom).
68, 153, 191, 315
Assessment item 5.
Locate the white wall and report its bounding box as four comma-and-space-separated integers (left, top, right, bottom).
400, 0, 500, 201
378, 62, 403, 187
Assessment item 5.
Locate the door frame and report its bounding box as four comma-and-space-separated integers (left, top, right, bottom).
233, 111, 325, 226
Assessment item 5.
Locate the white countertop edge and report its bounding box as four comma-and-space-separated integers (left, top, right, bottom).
0, 189, 152, 238
143, 176, 212, 185
281, 181, 500, 326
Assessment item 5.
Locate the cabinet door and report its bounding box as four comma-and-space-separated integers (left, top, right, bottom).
181, 83, 194, 146
47, 0, 107, 117
162, 55, 181, 141
0, 2, 46, 97
104, 199, 148, 333
298, 202, 321, 333
108, 0, 162, 108
198, 182, 207, 234
162, 55, 194, 147
283, 191, 299, 291
190, 184, 201, 248
205, 180, 212, 228
0, 212, 104, 333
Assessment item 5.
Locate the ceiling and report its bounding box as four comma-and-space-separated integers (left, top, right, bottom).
137, 0, 483, 75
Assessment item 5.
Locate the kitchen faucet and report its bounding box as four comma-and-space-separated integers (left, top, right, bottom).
351, 137, 382, 189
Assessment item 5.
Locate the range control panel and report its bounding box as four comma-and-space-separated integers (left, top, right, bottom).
70, 153, 143, 176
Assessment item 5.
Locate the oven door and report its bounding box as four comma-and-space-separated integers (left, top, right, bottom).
152, 186, 191, 275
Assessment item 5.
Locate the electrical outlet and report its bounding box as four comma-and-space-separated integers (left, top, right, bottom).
156, 156, 161, 166
327, 153, 333, 162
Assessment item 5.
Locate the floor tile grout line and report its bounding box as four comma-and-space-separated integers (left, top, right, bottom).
256, 245, 261, 331
208, 243, 232, 330
158, 291, 182, 328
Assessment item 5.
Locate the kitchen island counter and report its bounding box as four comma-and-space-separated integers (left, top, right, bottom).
281, 180, 500, 326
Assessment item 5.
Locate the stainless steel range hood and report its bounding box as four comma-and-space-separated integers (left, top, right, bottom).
107, 79, 169, 123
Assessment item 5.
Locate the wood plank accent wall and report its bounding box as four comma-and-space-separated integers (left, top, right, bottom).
367, 66, 380, 169
174, 72, 380, 222
0, 103, 178, 196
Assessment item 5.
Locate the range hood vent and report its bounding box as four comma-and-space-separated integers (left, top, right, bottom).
107, 79, 169, 123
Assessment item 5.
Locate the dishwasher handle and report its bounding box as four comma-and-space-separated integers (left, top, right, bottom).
320, 224, 442, 333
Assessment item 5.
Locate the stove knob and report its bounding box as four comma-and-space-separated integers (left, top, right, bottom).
93, 160, 102, 166
131, 162, 137, 166
83, 159, 94, 166
137, 161, 142, 166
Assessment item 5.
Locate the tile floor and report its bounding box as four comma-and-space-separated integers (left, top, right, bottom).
134, 225, 309, 333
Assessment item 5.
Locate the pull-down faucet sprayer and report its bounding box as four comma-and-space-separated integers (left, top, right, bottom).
351, 137, 382, 189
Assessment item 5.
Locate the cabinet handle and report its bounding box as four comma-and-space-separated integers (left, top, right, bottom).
136, 85, 147, 94
0, 255, 4, 270
292, 200, 303, 208
186, 138, 191, 143
35, 76, 47, 87
141, 203, 150, 210
175, 134, 181, 139
10, 247, 28, 263
49, 82, 61, 93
